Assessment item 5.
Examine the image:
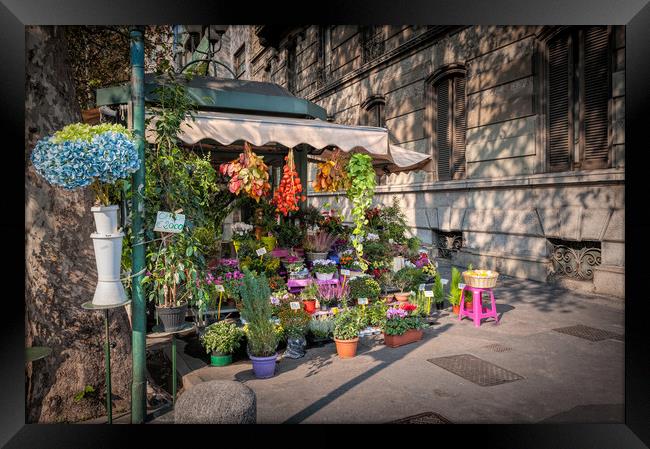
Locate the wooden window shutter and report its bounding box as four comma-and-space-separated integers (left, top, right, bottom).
548, 33, 571, 172
436, 79, 451, 181
581, 26, 610, 169
452, 76, 467, 179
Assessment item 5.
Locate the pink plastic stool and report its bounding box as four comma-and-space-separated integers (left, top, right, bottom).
458, 285, 499, 327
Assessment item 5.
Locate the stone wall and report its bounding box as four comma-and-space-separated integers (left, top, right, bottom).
226, 25, 625, 298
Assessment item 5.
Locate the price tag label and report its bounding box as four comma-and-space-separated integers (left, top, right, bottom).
458, 283, 466, 289
215, 284, 225, 292
153, 211, 185, 233
424, 290, 434, 298
441, 278, 449, 286
289, 301, 301, 310
358, 297, 368, 305
418, 284, 425, 291
256, 247, 267, 256
340, 269, 351, 276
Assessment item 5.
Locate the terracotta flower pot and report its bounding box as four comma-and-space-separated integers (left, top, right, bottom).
334, 337, 359, 358
384, 329, 424, 348
452, 305, 460, 315
303, 300, 317, 314
465, 300, 474, 310
394, 292, 411, 302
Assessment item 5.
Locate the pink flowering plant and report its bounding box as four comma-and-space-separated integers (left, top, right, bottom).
384, 303, 426, 336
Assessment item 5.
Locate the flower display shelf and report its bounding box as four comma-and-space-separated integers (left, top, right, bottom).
287, 276, 339, 294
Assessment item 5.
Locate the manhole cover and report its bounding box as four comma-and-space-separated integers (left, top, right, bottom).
391, 412, 452, 424
552, 325, 624, 342
427, 354, 524, 386
482, 343, 512, 352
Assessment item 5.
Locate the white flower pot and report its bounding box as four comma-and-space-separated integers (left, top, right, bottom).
91, 231, 127, 306
91, 205, 120, 235
315, 272, 334, 281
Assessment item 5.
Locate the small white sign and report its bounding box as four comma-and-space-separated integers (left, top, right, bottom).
289, 301, 301, 310
418, 284, 425, 291
154, 211, 185, 233
459, 283, 466, 289
215, 284, 225, 292
441, 278, 449, 285
256, 247, 267, 256
358, 297, 368, 305
424, 290, 434, 298
340, 269, 351, 276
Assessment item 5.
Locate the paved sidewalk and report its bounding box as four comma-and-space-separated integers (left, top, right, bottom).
157, 262, 625, 424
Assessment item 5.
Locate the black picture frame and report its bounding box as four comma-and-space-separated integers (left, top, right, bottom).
4, 0, 649, 446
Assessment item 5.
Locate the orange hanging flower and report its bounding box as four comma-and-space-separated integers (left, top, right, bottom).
271, 148, 305, 216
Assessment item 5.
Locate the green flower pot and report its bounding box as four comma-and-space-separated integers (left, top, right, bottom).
210, 353, 232, 367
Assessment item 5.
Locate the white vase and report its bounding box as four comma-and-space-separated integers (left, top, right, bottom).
316, 272, 334, 281
91, 205, 120, 235
91, 230, 127, 306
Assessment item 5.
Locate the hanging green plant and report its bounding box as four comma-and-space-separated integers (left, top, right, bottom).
346, 153, 376, 270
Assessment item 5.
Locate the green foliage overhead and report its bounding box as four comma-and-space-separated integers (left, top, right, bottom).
346, 153, 376, 270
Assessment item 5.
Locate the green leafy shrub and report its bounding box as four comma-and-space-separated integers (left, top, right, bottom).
333, 308, 364, 340
309, 316, 335, 339
239, 269, 278, 357
348, 276, 381, 301
201, 321, 244, 355
278, 307, 311, 338
448, 267, 462, 306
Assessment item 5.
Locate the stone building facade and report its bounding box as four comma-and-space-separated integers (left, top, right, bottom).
180, 25, 625, 298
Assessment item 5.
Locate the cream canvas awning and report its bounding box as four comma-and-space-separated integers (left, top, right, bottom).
145, 111, 431, 174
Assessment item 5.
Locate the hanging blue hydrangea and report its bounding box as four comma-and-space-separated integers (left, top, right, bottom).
30, 126, 140, 190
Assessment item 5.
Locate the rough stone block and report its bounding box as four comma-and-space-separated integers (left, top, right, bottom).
385, 109, 424, 142
580, 208, 611, 241
613, 97, 625, 145
613, 144, 625, 168
174, 380, 256, 424
466, 116, 536, 162
331, 25, 358, 49
612, 70, 625, 98
466, 154, 536, 178
593, 265, 625, 298
452, 249, 550, 282
466, 37, 534, 94
385, 82, 425, 119
462, 208, 543, 236
602, 241, 624, 267
467, 76, 534, 128
603, 209, 624, 242
464, 231, 548, 257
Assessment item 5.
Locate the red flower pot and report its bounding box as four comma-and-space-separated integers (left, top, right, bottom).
383, 329, 424, 348
303, 300, 316, 314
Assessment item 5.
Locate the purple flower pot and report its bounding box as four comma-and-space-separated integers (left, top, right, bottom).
249, 353, 277, 379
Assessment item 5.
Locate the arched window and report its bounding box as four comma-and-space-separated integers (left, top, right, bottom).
426, 65, 467, 181
544, 26, 611, 171
361, 95, 386, 128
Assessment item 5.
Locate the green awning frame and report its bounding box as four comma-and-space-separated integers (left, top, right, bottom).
96, 76, 328, 120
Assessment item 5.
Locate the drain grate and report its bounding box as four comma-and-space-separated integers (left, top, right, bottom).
428, 354, 524, 386
552, 324, 624, 342
391, 412, 452, 424
482, 343, 513, 352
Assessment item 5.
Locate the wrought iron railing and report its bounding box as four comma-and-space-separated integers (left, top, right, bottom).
437, 232, 463, 259
548, 239, 602, 281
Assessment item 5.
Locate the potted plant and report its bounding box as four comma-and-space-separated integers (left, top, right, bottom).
238, 269, 279, 379
333, 308, 363, 358
286, 261, 309, 279
278, 307, 311, 359
300, 281, 319, 314
448, 267, 463, 314
383, 303, 426, 348
348, 276, 381, 303
30, 123, 140, 306
231, 222, 254, 254
274, 220, 304, 256
312, 259, 338, 280
200, 320, 245, 366
392, 267, 416, 302
433, 272, 445, 310
308, 316, 335, 346
303, 229, 338, 262
340, 250, 365, 277
143, 234, 207, 332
